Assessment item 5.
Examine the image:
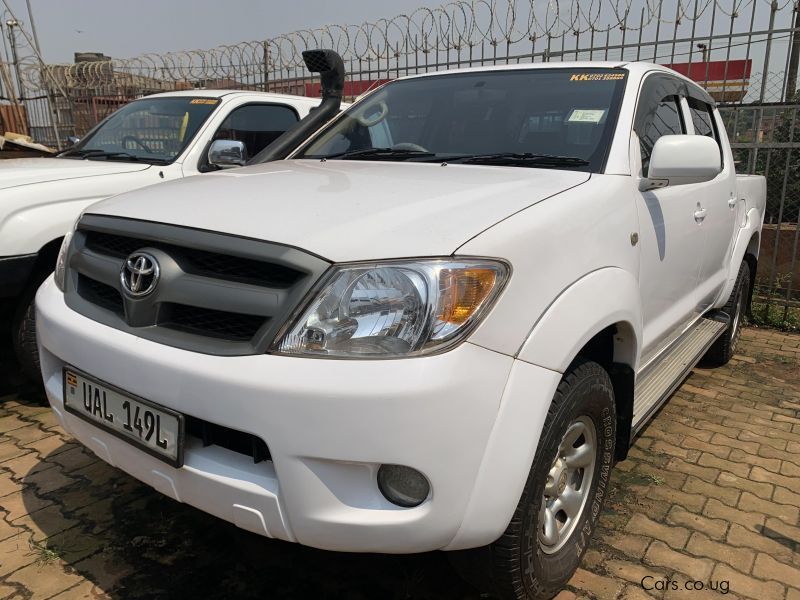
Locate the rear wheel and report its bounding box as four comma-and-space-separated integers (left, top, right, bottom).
450, 359, 616, 600
703, 261, 750, 367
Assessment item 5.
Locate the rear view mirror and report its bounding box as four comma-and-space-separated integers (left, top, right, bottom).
208, 139, 247, 168
641, 135, 721, 191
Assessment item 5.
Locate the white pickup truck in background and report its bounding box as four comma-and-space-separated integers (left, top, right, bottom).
0, 90, 320, 376
36, 59, 765, 600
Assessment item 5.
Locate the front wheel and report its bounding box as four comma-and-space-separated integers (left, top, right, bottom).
11, 274, 48, 384
450, 359, 616, 600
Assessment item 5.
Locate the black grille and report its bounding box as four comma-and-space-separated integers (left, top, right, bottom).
67, 216, 330, 356
185, 416, 271, 464
84, 231, 304, 288
78, 275, 124, 315
186, 248, 301, 287
160, 304, 266, 341
84, 231, 142, 257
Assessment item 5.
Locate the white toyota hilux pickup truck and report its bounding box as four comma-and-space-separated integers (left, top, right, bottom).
0, 89, 320, 377
36, 61, 765, 599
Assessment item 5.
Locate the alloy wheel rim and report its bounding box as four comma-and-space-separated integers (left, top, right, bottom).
538, 416, 597, 554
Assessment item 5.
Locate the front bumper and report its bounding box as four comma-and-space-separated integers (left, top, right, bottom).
0, 253, 37, 298
36, 276, 562, 553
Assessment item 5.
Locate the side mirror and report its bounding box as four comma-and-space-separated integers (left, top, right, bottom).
640, 135, 721, 191
208, 139, 247, 169
66, 136, 81, 147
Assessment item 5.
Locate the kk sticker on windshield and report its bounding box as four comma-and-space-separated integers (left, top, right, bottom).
569, 73, 625, 81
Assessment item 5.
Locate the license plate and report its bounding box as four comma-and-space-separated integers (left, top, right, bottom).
63, 367, 184, 467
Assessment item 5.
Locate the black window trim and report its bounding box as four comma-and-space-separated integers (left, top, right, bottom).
197, 101, 301, 173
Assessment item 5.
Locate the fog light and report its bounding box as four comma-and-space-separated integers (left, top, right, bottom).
377, 464, 430, 507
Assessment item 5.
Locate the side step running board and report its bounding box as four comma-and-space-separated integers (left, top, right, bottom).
632, 317, 727, 432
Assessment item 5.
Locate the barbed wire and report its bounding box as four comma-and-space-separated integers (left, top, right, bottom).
7, 0, 800, 90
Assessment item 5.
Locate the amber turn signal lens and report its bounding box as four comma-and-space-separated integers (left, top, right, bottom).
438, 268, 498, 325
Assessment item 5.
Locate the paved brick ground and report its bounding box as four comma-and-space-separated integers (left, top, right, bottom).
0, 326, 799, 599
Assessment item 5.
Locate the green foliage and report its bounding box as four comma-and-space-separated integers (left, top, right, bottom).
750, 301, 800, 332
28, 539, 65, 567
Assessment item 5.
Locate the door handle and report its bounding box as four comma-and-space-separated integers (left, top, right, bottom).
728, 198, 738, 208
694, 207, 707, 223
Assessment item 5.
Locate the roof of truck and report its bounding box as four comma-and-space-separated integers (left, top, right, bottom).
142, 89, 320, 104
403, 60, 684, 83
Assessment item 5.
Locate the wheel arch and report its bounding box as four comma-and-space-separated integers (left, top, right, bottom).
31, 237, 64, 279
743, 232, 759, 314
570, 324, 636, 462
517, 267, 642, 373
517, 267, 642, 462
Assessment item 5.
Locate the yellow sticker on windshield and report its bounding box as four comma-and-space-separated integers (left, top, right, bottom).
190, 98, 220, 105
570, 73, 625, 81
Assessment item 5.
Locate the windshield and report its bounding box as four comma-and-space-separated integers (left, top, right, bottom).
297, 68, 627, 171
62, 96, 221, 164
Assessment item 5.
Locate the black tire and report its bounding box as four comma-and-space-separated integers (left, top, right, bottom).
11, 278, 46, 384
702, 261, 750, 367
449, 358, 616, 600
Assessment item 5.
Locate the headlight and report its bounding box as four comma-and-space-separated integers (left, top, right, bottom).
272, 258, 509, 358
53, 231, 73, 293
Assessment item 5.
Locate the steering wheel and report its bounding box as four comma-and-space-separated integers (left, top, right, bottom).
355, 101, 389, 127
392, 142, 430, 153
121, 135, 153, 153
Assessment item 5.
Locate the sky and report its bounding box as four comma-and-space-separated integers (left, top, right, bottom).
0, 0, 795, 94
0, 0, 442, 63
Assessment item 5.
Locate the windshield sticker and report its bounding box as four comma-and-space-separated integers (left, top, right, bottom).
567, 109, 607, 123
569, 73, 625, 81
189, 98, 220, 105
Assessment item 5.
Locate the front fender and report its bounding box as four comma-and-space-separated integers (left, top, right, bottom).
446, 268, 642, 549
0, 197, 106, 256
445, 358, 562, 550
517, 267, 643, 373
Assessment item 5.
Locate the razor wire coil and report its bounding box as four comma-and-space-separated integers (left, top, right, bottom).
5, 0, 799, 90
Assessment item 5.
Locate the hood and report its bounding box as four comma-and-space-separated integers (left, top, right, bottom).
89, 160, 590, 262
0, 157, 151, 191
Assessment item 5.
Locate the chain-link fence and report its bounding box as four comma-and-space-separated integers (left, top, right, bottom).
1, 0, 799, 316
721, 102, 800, 321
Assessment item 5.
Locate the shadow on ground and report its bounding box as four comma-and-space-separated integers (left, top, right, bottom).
20, 441, 476, 599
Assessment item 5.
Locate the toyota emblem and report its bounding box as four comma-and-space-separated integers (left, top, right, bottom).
120, 252, 160, 297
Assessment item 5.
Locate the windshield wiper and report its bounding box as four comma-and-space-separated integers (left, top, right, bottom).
59, 148, 108, 158
63, 148, 169, 165
319, 147, 437, 161
443, 152, 590, 167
